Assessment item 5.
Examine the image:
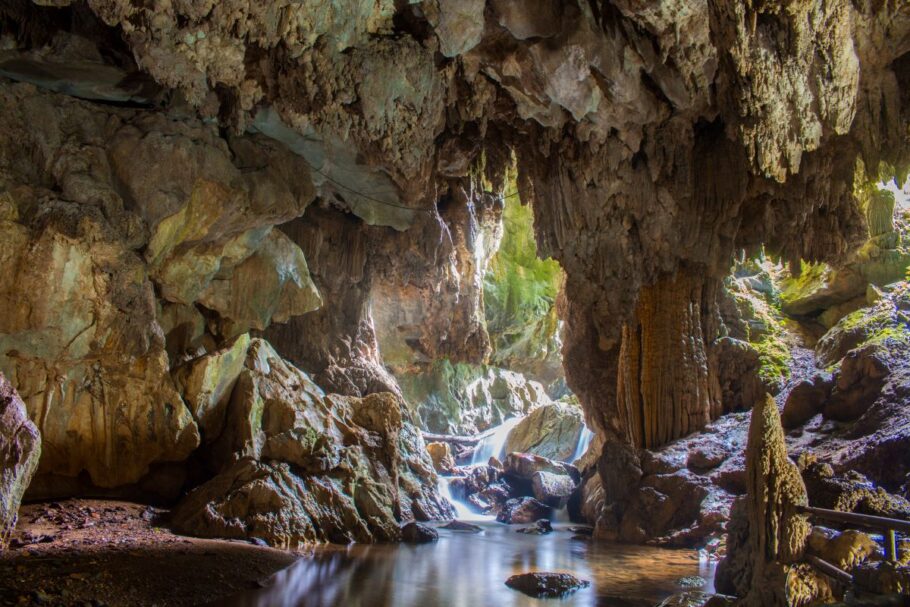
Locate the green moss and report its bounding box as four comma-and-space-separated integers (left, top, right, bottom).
484, 188, 564, 368
780, 261, 828, 307
753, 336, 792, 387
727, 258, 793, 389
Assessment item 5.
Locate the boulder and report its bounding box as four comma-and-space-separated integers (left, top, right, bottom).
426, 442, 456, 474
531, 470, 576, 508
0, 374, 40, 548
503, 403, 584, 463
496, 497, 551, 524
401, 522, 438, 543
449, 465, 501, 502
781, 375, 832, 429
853, 562, 910, 595
686, 443, 728, 472
802, 463, 910, 519
172, 339, 454, 546
505, 572, 590, 598
504, 453, 580, 484
823, 345, 889, 421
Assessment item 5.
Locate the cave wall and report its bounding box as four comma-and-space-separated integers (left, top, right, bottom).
0, 1, 908, 523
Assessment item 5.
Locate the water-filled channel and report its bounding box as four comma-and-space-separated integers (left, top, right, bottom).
215, 522, 715, 607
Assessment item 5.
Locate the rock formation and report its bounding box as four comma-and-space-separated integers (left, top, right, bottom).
171, 338, 452, 547
0, 0, 908, 565
715, 395, 819, 606
0, 373, 40, 548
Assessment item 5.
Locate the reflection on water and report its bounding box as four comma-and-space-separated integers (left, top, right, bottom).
214, 523, 715, 607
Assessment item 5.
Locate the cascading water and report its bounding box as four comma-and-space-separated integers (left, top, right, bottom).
570, 426, 595, 463
437, 476, 494, 522
469, 416, 523, 465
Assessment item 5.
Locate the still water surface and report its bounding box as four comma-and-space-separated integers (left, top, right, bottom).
215, 522, 715, 607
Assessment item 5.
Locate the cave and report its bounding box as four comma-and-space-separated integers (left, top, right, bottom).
1, 1, 910, 606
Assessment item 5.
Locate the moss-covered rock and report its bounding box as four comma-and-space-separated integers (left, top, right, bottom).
484, 193, 564, 387
816, 284, 910, 367
397, 359, 552, 435
725, 260, 793, 392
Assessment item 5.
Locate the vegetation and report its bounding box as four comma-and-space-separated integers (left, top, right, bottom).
483, 183, 564, 379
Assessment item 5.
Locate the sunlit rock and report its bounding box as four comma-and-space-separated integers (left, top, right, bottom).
503, 403, 583, 463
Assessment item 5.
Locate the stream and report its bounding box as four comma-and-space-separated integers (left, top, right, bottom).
215, 522, 715, 607
215, 416, 714, 607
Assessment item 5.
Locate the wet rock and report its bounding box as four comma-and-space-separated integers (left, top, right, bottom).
531, 471, 576, 508
426, 442, 456, 474
475, 482, 512, 514
503, 403, 584, 463
449, 465, 500, 502
401, 522, 438, 544
516, 519, 553, 535
0, 374, 41, 547
496, 498, 551, 524
504, 453, 580, 484
657, 591, 711, 607
504, 572, 590, 599
440, 520, 482, 533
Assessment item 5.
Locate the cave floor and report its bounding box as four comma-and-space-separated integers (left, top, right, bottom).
0, 499, 297, 607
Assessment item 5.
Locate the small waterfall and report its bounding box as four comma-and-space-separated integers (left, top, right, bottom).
470, 416, 523, 465
438, 476, 494, 522
569, 426, 594, 464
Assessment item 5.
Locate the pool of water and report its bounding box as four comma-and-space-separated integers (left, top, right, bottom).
214, 522, 715, 607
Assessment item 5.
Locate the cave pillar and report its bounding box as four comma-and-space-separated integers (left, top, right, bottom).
615, 264, 722, 449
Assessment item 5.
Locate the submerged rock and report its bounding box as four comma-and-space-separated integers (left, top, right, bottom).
504, 572, 590, 598
516, 519, 553, 535
440, 520, 482, 533
496, 497, 551, 524
0, 374, 41, 548
657, 591, 712, 607
401, 522, 438, 543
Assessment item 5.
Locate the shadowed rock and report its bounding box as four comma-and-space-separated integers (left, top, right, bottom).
505, 572, 590, 598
